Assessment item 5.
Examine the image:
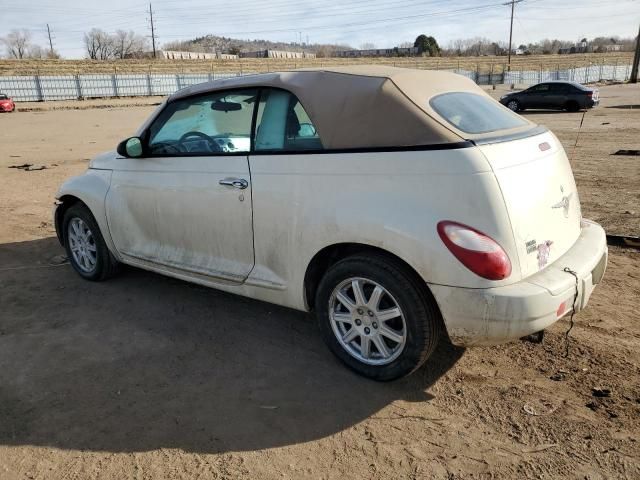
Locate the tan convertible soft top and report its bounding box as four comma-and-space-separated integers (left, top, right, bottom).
169, 66, 536, 149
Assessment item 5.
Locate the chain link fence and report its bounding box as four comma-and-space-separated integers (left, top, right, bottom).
0, 64, 633, 102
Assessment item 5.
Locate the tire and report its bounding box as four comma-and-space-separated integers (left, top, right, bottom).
315, 254, 442, 381
63, 203, 119, 281
565, 101, 580, 112
506, 99, 520, 112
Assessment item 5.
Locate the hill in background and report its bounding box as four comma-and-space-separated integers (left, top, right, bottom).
163, 35, 351, 57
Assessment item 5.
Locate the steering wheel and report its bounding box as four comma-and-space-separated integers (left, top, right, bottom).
178, 131, 222, 153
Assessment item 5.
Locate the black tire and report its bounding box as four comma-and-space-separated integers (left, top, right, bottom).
565, 101, 580, 112
315, 254, 442, 381
506, 99, 521, 112
63, 203, 119, 281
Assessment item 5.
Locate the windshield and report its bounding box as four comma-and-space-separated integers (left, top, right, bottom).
430, 92, 527, 134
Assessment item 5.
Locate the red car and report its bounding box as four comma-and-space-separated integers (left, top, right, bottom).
0, 93, 15, 112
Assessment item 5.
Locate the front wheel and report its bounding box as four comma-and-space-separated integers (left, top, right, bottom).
63, 204, 119, 281
506, 99, 521, 112
315, 254, 442, 381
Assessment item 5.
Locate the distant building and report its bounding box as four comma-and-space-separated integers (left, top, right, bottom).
239, 50, 316, 59
333, 47, 420, 58
603, 43, 622, 52
160, 50, 239, 60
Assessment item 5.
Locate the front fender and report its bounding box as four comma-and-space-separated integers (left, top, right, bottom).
55, 169, 117, 256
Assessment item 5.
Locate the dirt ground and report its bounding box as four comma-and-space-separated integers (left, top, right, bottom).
0, 84, 638, 479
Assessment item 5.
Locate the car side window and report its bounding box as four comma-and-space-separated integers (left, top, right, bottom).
147, 89, 258, 155
530, 84, 550, 93
254, 89, 323, 152
549, 84, 569, 94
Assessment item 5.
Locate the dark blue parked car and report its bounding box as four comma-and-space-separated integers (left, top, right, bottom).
500, 81, 599, 112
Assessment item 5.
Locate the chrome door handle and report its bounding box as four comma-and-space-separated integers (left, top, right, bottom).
219, 177, 248, 189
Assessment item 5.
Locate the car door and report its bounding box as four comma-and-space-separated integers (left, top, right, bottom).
545, 83, 569, 109
247, 88, 326, 290
105, 89, 258, 283
523, 83, 550, 109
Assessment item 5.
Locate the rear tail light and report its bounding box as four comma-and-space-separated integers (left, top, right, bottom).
586, 91, 593, 98
437, 221, 511, 280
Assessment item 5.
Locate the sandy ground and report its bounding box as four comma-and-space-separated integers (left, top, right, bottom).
0, 85, 638, 479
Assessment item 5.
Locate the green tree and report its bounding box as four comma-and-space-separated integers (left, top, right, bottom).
414, 34, 441, 56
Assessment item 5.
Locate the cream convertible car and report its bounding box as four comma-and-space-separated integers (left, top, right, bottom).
54, 67, 607, 380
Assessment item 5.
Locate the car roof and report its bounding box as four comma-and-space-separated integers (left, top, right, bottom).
535, 80, 590, 90
168, 66, 536, 148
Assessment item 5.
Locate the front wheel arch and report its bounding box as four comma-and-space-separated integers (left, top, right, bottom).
55, 195, 85, 245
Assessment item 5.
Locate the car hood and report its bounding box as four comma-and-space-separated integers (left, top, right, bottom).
88, 150, 117, 170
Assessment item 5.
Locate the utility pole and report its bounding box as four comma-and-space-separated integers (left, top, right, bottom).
46, 24, 54, 56
149, 3, 157, 59
505, 0, 522, 70
631, 22, 640, 83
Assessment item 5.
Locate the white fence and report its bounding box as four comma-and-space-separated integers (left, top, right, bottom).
0, 64, 633, 102
0, 73, 242, 102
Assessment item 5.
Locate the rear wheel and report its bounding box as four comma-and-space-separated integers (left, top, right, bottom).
506, 99, 520, 112
565, 101, 580, 112
63, 204, 119, 281
315, 254, 442, 381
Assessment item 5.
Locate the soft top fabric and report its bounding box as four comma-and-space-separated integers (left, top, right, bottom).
169, 66, 536, 149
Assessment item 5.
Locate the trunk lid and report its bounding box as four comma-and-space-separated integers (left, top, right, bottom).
476, 130, 581, 282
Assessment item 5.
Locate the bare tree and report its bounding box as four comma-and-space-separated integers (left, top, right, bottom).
450, 38, 466, 56
113, 30, 149, 59
359, 43, 376, 50
28, 45, 45, 59
1, 29, 33, 59
84, 28, 116, 60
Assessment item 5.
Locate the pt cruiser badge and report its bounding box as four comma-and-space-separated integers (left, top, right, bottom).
552, 191, 573, 218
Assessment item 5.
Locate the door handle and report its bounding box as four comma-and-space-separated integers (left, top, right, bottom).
219, 177, 249, 189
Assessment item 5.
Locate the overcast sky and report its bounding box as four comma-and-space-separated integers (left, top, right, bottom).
1, 0, 638, 58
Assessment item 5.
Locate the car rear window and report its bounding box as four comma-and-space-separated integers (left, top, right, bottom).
430, 92, 527, 134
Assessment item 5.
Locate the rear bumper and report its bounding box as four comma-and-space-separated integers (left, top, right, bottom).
430, 219, 608, 347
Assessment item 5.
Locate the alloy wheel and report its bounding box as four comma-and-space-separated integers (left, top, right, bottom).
67, 217, 98, 273
328, 277, 407, 366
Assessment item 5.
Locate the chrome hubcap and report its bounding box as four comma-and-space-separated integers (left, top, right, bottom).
329, 277, 406, 366
507, 101, 518, 111
68, 218, 97, 273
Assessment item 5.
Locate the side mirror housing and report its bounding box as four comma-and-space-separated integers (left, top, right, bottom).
117, 137, 144, 158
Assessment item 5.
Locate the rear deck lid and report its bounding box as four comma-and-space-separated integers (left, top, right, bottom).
477, 130, 581, 280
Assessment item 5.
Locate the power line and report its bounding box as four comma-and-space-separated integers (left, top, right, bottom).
505, 0, 524, 69
149, 3, 157, 58
46, 23, 54, 56
631, 22, 640, 83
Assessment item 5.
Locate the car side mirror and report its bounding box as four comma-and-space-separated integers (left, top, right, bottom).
117, 137, 143, 158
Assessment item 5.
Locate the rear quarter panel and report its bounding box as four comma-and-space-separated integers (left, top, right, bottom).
248, 147, 521, 311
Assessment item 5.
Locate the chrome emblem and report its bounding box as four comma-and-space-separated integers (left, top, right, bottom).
552, 192, 573, 218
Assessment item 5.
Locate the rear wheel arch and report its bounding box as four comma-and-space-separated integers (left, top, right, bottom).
565, 100, 580, 112
303, 242, 435, 312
